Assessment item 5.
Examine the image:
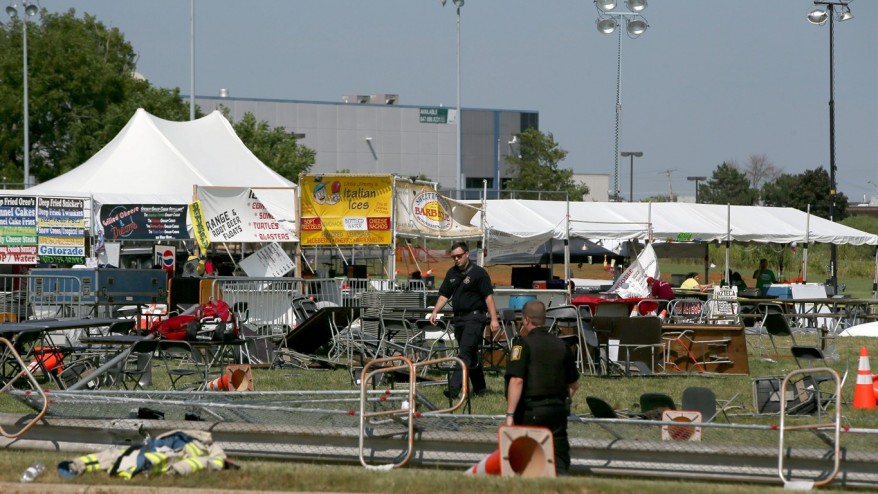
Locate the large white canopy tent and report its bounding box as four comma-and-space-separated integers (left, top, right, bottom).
22, 108, 297, 234
483, 199, 878, 291
485, 200, 878, 246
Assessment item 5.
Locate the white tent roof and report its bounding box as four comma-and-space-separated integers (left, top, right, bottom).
26, 108, 296, 226
485, 200, 878, 246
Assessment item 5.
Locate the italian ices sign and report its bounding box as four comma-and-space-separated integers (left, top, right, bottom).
300, 175, 393, 246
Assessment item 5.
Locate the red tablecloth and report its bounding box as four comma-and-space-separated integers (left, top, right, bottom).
571, 295, 659, 316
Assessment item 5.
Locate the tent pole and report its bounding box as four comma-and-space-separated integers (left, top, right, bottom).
724, 204, 730, 286
389, 179, 398, 284
564, 197, 571, 291
803, 204, 811, 283
872, 246, 877, 299
221, 242, 239, 273
479, 180, 486, 266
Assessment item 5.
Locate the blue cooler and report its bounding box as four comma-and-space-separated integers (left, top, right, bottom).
509, 295, 537, 310
763, 284, 792, 299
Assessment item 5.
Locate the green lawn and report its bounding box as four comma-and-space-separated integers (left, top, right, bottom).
2, 330, 877, 492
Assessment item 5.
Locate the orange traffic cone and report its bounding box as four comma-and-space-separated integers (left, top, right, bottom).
466, 449, 502, 475
207, 367, 252, 391
853, 347, 876, 410
872, 374, 878, 402
25, 347, 64, 376
207, 373, 232, 391
466, 426, 555, 477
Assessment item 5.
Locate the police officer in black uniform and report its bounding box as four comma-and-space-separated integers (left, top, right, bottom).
505, 299, 580, 475
430, 241, 500, 397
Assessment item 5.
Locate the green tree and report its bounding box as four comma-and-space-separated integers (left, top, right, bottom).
228, 112, 315, 183
761, 166, 848, 220
0, 9, 190, 184
504, 128, 588, 200
698, 163, 758, 205
640, 195, 673, 203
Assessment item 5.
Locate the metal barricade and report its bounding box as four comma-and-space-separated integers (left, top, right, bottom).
0, 274, 87, 322
358, 355, 468, 470
777, 367, 842, 489
0, 337, 48, 438
209, 277, 299, 340
343, 278, 372, 307
299, 278, 343, 306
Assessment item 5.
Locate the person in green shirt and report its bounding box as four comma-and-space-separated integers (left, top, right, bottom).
752, 258, 777, 294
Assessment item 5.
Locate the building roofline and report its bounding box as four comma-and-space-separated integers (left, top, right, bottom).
191, 95, 537, 114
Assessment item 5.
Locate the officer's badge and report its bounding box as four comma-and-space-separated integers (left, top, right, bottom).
463, 276, 471, 284
510, 345, 522, 361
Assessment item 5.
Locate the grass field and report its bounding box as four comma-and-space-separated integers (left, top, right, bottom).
1, 251, 876, 492
1, 329, 877, 492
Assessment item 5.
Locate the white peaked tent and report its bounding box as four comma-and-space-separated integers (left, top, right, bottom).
26, 108, 297, 231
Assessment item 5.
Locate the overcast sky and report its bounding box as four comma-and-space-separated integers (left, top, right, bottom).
40, 0, 877, 202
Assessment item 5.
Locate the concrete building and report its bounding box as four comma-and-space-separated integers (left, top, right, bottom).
572, 173, 610, 202
196, 94, 537, 199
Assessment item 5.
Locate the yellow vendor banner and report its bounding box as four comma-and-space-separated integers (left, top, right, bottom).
189, 200, 211, 252
299, 174, 393, 246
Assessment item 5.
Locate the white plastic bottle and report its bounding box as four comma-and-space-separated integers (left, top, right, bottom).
20, 462, 45, 483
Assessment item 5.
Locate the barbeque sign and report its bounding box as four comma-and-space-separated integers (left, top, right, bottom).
411, 191, 452, 232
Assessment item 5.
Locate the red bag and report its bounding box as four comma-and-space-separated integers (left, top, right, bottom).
148, 314, 198, 341
147, 300, 238, 341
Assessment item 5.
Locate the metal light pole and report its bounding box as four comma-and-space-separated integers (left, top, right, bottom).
6, 1, 38, 188
621, 151, 642, 202
808, 0, 853, 294
190, 0, 196, 121
595, 0, 648, 202
441, 0, 464, 198
687, 176, 706, 203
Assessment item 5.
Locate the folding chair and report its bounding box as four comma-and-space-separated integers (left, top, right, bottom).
639, 392, 675, 419
545, 305, 583, 371
577, 305, 601, 375
681, 386, 741, 423
681, 386, 718, 423
791, 345, 847, 414
584, 395, 630, 439
159, 340, 205, 390
764, 312, 797, 356
119, 339, 160, 390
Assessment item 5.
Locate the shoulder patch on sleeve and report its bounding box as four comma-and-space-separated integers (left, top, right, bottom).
510, 345, 523, 361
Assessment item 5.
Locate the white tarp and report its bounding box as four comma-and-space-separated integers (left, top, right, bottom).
394, 180, 481, 239
608, 243, 659, 298
196, 186, 297, 242
483, 200, 878, 247
239, 242, 295, 277
22, 108, 297, 231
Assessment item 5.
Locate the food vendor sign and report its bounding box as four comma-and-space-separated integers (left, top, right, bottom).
299, 174, 393, 246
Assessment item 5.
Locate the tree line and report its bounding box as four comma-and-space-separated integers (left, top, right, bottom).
694, 154, 848, 221
0, 9, 313, 188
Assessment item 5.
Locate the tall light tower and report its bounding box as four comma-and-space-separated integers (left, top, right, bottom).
189, 0, 196, 121
807, 0, 853, 294
594, 0, 648, 201
6, 1, 38, 188
441, 0, 465, 198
